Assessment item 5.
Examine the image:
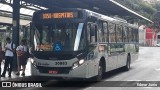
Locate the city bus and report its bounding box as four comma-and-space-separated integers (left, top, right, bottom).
29, 8, 139, 81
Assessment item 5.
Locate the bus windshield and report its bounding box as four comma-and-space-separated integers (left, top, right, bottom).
33, 23, 86, 52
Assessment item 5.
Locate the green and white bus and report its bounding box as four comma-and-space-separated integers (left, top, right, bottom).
29, 8, 139, 81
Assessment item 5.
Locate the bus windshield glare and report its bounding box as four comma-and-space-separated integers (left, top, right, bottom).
33, 23, 85, 52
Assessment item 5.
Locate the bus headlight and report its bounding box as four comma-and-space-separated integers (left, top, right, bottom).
79, 59, 84, 65
72, 59, 85, 69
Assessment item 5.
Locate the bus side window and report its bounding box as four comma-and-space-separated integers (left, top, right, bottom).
132, 28, 138, 42
98, 22, 104, 42
108, 23, 116, 42
87, 23, 97, 44
87, 24, 91, 43
135, 29, 139, 42
103, 22, 108, 42
128, 28, 132, 42
124, 27, 128, 42
116, 25, 123, 42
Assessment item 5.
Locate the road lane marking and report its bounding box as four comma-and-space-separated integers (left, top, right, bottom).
142, 87, 153, 89
127, 80, 142, 81
155, 68, 160, 71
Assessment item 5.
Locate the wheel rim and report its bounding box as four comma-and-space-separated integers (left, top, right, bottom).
97, 65, 102, 80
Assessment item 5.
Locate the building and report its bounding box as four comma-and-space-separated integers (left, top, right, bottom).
157, 32, 160, 44
139, 25, 157, 46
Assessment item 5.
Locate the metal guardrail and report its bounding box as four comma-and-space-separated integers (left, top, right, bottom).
139, 39, 157, 46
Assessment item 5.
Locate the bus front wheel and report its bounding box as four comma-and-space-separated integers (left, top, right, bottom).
95, 62, 103, 81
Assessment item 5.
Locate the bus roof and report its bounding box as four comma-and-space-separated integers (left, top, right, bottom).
33, 8, 138, 28
85, 9, 128, 24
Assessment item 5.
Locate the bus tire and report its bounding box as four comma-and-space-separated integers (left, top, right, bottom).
95, 62, 103, 81
124, 55, 131, 71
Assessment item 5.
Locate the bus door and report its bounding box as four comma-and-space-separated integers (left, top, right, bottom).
116, 25, 125, 67
115, 44, 125, 68
108, 44, 119, 70
108, 23, 118, 70
87, 23, 98, 77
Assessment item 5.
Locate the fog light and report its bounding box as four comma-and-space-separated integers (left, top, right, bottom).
72, 59, 85, 69
72, 63, 78, 69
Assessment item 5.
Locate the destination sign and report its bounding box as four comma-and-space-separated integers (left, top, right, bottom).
42, 12, 78, 19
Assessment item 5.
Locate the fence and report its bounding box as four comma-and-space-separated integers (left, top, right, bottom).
139, 39, 156, 46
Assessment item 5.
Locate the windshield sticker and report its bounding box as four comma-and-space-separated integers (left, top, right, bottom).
53, 42, 62, 52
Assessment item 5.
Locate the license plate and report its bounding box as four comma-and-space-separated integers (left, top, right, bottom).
48, 70, 58, 74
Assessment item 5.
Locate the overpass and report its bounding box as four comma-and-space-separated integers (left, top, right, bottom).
0, 0, 153, 26
22, 0, 153, 23
0, 16, 30, 26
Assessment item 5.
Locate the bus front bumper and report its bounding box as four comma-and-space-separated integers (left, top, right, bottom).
30, 61, 90, 79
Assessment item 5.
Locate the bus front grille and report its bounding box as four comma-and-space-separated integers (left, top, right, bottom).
37, 66, 72, 74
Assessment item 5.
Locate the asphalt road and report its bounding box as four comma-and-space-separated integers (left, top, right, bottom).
1, 47, 160, 90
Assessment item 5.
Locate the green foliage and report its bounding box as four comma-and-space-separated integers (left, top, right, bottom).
115, 0, 159, 26
115, 0, 156, 19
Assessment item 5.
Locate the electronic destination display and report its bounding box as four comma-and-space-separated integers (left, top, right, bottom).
42, 12, 78, 19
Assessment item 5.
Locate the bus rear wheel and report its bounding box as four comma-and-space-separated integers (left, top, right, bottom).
124, 56, 131, 71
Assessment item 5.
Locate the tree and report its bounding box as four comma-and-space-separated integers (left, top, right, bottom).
152, 1, 160, 32
115, 0, 157, 26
